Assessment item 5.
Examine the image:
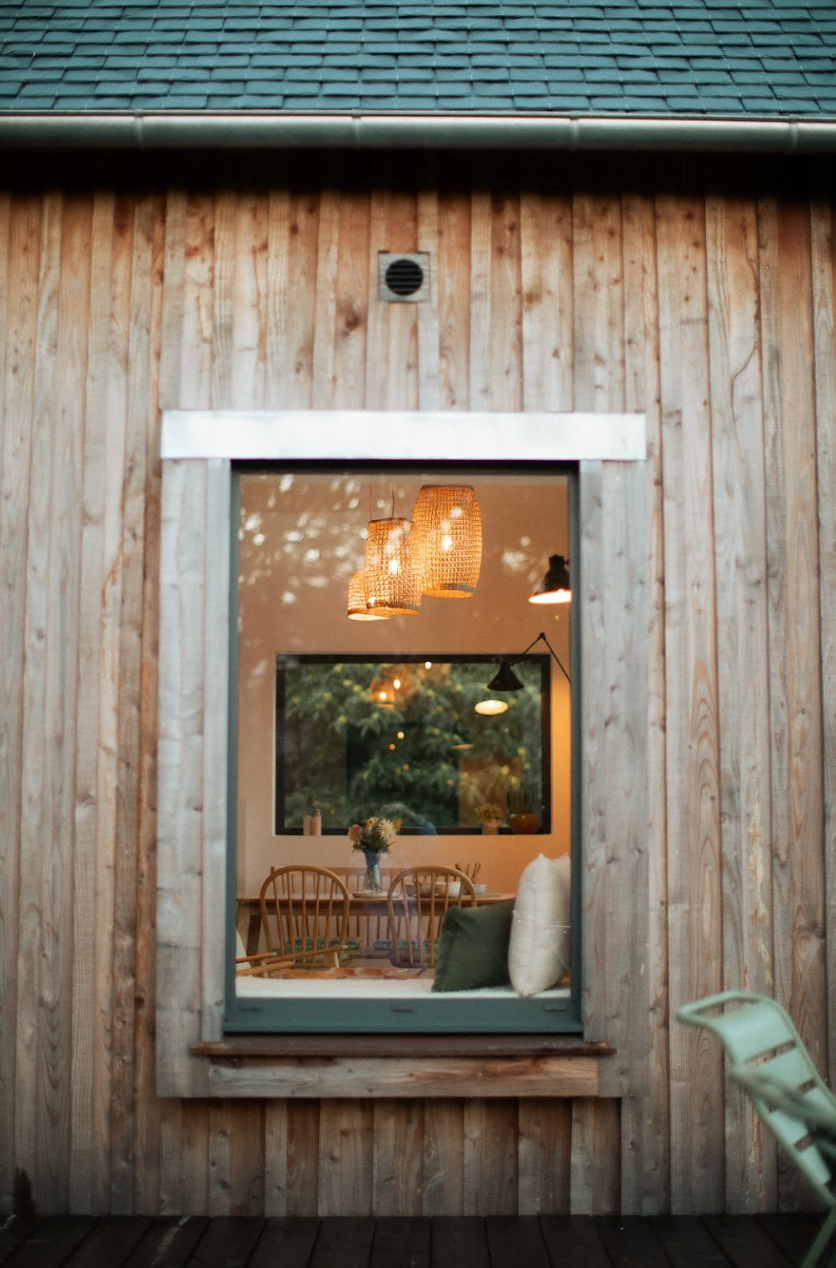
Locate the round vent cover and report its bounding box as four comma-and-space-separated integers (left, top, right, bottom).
384, 257, 424, 297
378, 252, 430, 303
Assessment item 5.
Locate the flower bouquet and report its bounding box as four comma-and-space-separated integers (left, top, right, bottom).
349, 815, 401, 892
476, 803, 503, 833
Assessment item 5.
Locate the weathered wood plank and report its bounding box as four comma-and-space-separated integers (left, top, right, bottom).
462, 1101, 517, 1216
109, 196, 156, 1214
650, 1215, 731, 1268
569, 1099, 620, 1216
68, 190, 116, 1215
370, 1216, 431, 1268
372, 1101, 424, 1217
517, 1101, 572, 1215
422, 1102, 465, 1218
485, 1216, 550, 1268
810, 200, 836, 1095
706, 193, 777, 1213
539, 1214, 611, 1267
417, 178, 441, 411
286, 1102, 321, 1218
249, 1216, 320, 1268
656, 190, 724, 1214
132, 194, 167, 1215
204, 1056, 601, 1099
317, 1102, 374, 1217
309, 1216, 375, 1268
758, 196, 826, 1210
755, 1213, 828, 1267
231, 194, 268, 410
146, 190, 189, 1217
430, 1217, 490, 1268
619, 189, 669, 1215
0, 195, 41, 1217
2, 1217, 97, 1268
186, 1216, 264, 1268
332, 191, 369, 410
280, 190, 320, 409
156, 460, 210, 1100
519, 184, 573, 412
595, 1215, 672, 1268
121, 1217, 209, 1268
366, 188, 418, 411
63, 1216, 151, 1267
311, 187, 341, 410
436, 189, 471, 411
702, 1213, 794, 1268
468, 190, 492, 412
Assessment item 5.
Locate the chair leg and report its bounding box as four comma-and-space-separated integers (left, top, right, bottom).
801, 1207, 836, 1268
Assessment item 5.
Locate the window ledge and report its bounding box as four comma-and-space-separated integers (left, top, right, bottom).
189, 1035, 615, 1098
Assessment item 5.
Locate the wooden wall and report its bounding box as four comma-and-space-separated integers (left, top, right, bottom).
1, 153, 834, 1218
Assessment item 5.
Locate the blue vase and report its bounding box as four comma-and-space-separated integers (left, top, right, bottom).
362, 849, 383, 893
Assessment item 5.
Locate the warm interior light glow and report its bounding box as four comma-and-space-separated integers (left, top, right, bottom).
347, 567, 388, 621
474, 698, 509, 716
412, 484, 482, 598
529, 587, 571, 605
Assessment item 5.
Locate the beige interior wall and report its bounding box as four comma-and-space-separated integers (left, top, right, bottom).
237, 470, 572, 896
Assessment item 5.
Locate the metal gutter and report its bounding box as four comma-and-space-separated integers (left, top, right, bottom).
1, 112, 836, 151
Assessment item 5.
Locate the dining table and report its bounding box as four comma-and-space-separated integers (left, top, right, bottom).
236, 889, 514, 956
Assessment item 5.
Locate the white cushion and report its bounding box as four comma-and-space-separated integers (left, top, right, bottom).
508, 853, 571, 997
235, 929, 248, 959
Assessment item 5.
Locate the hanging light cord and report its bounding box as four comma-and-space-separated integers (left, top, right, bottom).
517, 631, 571, 685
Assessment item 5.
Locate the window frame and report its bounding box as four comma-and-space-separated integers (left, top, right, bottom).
156, 409, 646, 1097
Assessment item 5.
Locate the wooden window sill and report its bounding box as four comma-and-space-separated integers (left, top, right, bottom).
189, 1035, 616, 1098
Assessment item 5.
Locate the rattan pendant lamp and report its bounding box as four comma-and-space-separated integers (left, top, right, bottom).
346, 568, 388, 621
412, 485, 482, 598
363, 502, 420, 616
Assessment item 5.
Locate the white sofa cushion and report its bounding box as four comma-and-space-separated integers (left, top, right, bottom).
508, 853, 571, 997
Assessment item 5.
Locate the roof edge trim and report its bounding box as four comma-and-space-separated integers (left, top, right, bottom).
2, 113, 836, 152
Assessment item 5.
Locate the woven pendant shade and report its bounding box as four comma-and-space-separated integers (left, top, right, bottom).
347, 569, 388, 621
364, 517, 420, 616
412, 485, 482, 598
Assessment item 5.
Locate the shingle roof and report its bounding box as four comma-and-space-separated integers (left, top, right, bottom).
1, 1, 834, 117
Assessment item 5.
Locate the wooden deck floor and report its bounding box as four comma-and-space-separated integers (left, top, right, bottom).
0, 1212, 829, 1267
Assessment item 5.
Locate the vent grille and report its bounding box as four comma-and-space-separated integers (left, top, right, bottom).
379, 252, 430, 303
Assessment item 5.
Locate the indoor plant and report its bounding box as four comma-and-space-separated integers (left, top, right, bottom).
508, 781, 540, 834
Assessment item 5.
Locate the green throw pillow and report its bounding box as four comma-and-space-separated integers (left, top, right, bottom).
432, 900, 515, 992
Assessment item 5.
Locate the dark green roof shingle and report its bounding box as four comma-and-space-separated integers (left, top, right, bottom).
0, 0, 834, 116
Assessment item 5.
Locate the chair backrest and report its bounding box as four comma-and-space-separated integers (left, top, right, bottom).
259, 865, 350, 967
386, 866, 477, 968
677, 991, 836, 1207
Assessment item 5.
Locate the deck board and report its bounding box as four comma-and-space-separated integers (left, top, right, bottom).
1, 1214, 830, 1266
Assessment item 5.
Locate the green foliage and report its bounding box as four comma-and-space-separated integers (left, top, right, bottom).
279, 658, 544, 830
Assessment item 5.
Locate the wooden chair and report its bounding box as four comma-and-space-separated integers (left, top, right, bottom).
455, 861, 482, 884
677, 991, 836, 1268
385, 866, 477, 969
249, 865, 351, 971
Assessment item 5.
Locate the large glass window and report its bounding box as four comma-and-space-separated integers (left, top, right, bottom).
228, 465, 579, 1032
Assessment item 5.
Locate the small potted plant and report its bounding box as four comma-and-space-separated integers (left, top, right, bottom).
303, 797, 321, 836
476, 803, 503, 834
508, 781, 540, 834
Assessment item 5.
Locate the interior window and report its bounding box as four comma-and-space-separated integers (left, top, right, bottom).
228, 465, 579, 1032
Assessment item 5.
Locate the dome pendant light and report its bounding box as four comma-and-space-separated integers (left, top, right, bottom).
412, 484, 482, 598
529, 554, 571, 604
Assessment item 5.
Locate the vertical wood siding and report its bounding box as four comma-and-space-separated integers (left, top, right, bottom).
1, 162, 834, 1217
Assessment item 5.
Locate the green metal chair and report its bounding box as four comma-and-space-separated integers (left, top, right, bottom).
677, 991, 836, 1268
